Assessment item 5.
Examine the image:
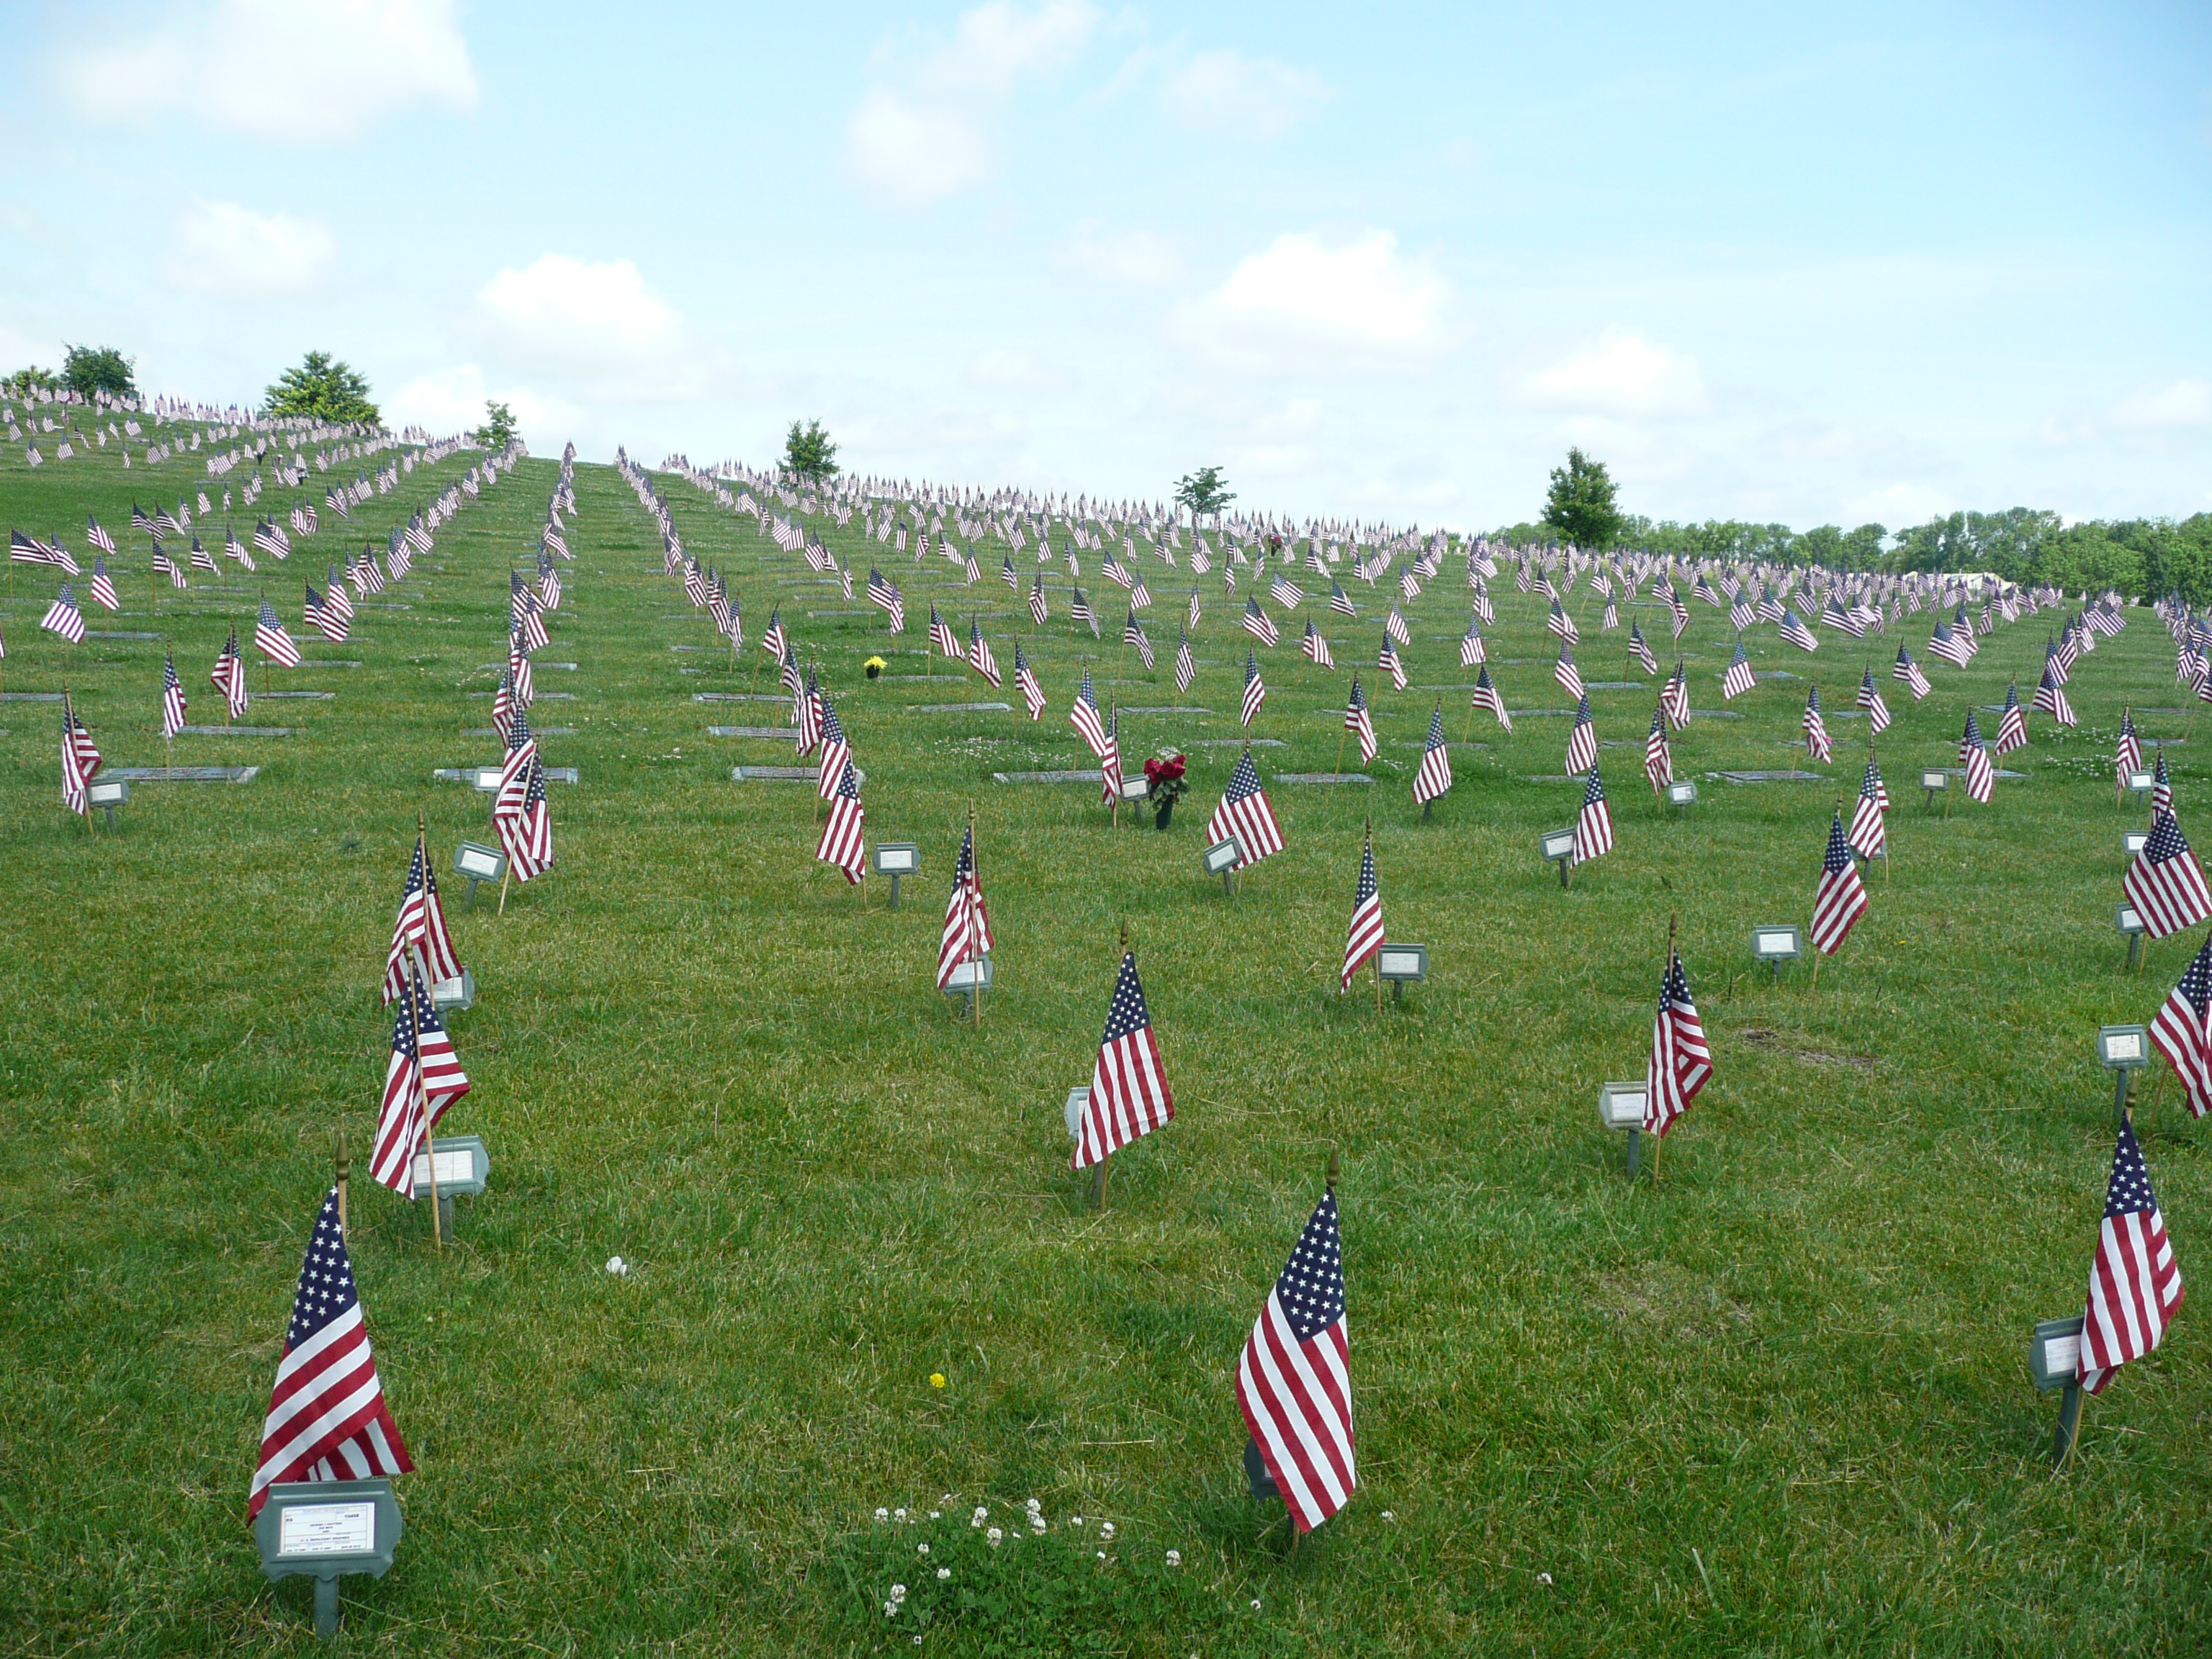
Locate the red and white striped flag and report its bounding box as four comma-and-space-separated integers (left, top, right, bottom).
2077, 1118, 2184, 1395
1071, 950, 1173, 1169
1642, 943, 1711, 1139
1207, 748, 1285, 863
1572, 762, 1614, 864
1470, 665, 1512, 733
370, 969, 470, 1199
1344, 676, 1377, 763
1810, 811, 1869, 955
936, 822, 995, 990
1236, 1182, 1354, 1535
1848, 755, 1888, 860
1014, 644, 1046, 720
245, 1187, 412, 1520
160, 650, 188, 739
2149, 930, 2212, 1120
382, 833, 463, 1004
255, 596, 301, 667
815, 758, 867, 884
1339, 825, 1384, 991
2124, 809, 2212, 939
1413, 706, 1453, 805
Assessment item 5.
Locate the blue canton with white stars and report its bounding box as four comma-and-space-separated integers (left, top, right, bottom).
287, 1190, 359, 1348
2105, 1122, 2162, 1222
1100, 952, 1154, 1045
1274, 1190, 1346, 1343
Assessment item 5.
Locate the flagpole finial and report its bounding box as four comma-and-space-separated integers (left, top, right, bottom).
1120, 917, 1129, 956
1326, 1148, 1339, 1190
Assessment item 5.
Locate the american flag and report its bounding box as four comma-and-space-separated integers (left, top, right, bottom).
1470, 664, 1513, 732
244, 1187, 412, 1520
151, 541, 185, 587
968, 621, 1002, 686
1002, 552, 1020, 590
1995, 683, 2028, 753
59, 693, 94, 814
1554, 644, 1584, 700
160, 649, 188, 739
1460, 618, 1485, 667
1208, 748, 1285, 863
2154, 750, 2172, 816
2150, 931, 2212, 1120
1072, 950, 1173, 1169
1378, 635, 1407, 691
1779, 610, 1819, 652
1810, 811, 1869, 955
2118, 708, 2144, 781
324, 565, 354, 624
761, 606, 788, 662
1298, 619, 1334, 668
382, 832, 462, 1004
86, 513, 116, 556
1124, 610, 1154, 669
1241, 652, 1268, 727
1629, 621, 1658, 675
1331, 581, 1356, 617
2126, 808, 2212, 938
1642, 944, 1711, 1139
1188, 588, 1202, 629
212, 627, 249, 718
1645, 703, 1672, 793
1849, 755, 1889, 860
1565, 694, 1597, 775
371, 967, 471, 1198
866, 570, 905, 633
1174, 626, 1196, 693
40, 583, 86, 643
1071, 586, 1098, 637
1071, 669, 1110, 755
1730, 592, 1755, 632
2077, 1119, 2184, 1395
937, 822, 996, 990
1928, 620, 1972, 668
1098, 704, 1123, 805
1802, 684, 1832, 762
304, 582, 347, 642
815, 758, 867, 884
1413, 706, 1453, 805
929, 605, 960, 658
255, 596, 301, 667
1668, 585, 1690, 638
1547, 600, 1578, 644
2033, 665, 2077, 728
1340, 827, 1385, 991
814, 695, 850, 796
1959, 712, 1995, 803
1856, 665, 1891, 734
1573, 762, 1614, 863
1243, 597, 1280, 647
1015, 644, 1046, 719
1345, 676, 1378, 763
1663, 662, 1691, 729
1893, 643, 1931, 700
1271, 575, 1303, 609
1385, 604, 1410, 647
89, 558, 118, 611
1236, 1182, 1355, 1535
1472, 582, 1494, 626
508, 639, 536, 709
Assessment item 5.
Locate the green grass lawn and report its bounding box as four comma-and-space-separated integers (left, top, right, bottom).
2, 432, 2209, 1655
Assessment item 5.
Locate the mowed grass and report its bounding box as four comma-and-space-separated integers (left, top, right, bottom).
2, 436, 2211, 1656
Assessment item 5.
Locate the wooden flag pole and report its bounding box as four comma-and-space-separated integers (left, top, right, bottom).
1110, 698, 1121, 830
335, 1129, 350, 1239
496, 865, 512, 916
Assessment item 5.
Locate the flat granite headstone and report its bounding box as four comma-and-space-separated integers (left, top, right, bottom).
1193, 737, 1285, 747
104, 765, 258, 783
992, 769, 1105, 783
85, 630, 161, 640
1584, 681, 1645, 690
884, 674, 968, 682
259, 691, 335, 700
465, 727, 577, 737
469, 690, 576, 699
1688, 710, 1745, 719
1395, 739, 1491, 750
179, 724, 291, 736
696, 692, 790, 703
1122, 706, 1212, 714
734, 765, 822, 782
1277, 773, 1375, 784
670, 644, 710, 652
0, 692, 63, 702
910, 701, 1012, 712
1506, 709, 1575, 718
298, 660, 362, 668
1709, 770, 1830, 783
707, 726, 792, 738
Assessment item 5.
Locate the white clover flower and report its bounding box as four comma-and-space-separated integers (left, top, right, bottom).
1025, 1497, 1042, 1513
604, 1256, 628, 1276
874, 1508, 889, 1523
917, 1543, 930, 1556
936, 1567, 950, 1580
1099, 1522, 1115, 1542
894, 1508, 908, 1523
1029, 1514, 1046, 1533
1251, 1599, 1263, 1611
1069, 1516, 1084, 1529
891, 1584, 907, 1601
1380, 1511, 1395, 1521
1096, 1550, 1107, 1560
986, 1527, 1003, 1548
928, 1511, 941, 1521
971, 1506, 989, 1527
1537, 1572, 1554, 1586
1165, 1550, 1182, 1568
883, 1602, 898, 1618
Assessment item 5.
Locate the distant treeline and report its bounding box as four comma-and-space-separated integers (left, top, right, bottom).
1485, 508, 2212, 601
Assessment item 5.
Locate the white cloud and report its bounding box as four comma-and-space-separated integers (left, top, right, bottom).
385, 364, 580, 443
163, 201, 336, 300
1159, 49, 1331, 138
846, 0, 1099, 207
1168, 230, 1452, 376
1516, 329, 1708, 417
1054, 222, 1182, 287
964, 349, 1076, 392
56, 0, 477, 144
467, 253, 716, 400
2110, 379, 2212, 431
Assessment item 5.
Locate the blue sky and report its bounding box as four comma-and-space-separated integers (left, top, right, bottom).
3, 1, 2207, 531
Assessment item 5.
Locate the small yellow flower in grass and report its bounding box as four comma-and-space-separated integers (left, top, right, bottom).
929, 1372, 946, 1389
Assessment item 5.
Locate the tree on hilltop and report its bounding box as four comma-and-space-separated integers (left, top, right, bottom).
1540, 448, 1623, 549
1174, 465, 1235, 520
783, 419, 840, 484
62, 344, 137, 400
264, 351, 380, 426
